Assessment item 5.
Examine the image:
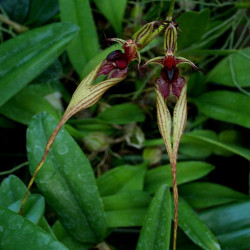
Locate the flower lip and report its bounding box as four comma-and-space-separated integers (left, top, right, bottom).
161, 66, 179, 83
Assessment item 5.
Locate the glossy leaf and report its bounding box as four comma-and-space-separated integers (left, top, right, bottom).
145, 161, 215, 194
179, 182, 248, 209
182, 130, 250, 160
136, 185, 171, 250
53, 221, 92, 250
0, 85, 60, 125
94, 0, 127, 35
26, 0, 59, 26
177, 9, 210, 50
0, 0, 29, 22
27, 112, 107, 243
102, 191, 151, 211
0, 175, 45, 224
194, 91, 250, 129
178, 197, 221, 250
97, 162, 147, 196
97, 103, 145, 124
0, 206, 68, 250
207, 48, 250, 87
59, 0, 99, 75
200, 201, 250, 249
145, 130, 250, 160
0, 22, 79, 107
106, 208, 147, 227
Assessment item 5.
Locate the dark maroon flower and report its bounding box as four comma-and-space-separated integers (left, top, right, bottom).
97, 39, 139, 79
143, 50, 204, 99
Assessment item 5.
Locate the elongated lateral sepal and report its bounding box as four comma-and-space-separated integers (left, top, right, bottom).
20, 63, 127, 214
176, 56, 206, 74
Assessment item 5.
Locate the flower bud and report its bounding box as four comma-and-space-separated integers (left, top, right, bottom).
164, 21, 178, 54
143, 147, 162, 165
83, 132, 110, 152
132, 21, 166, 50
125, 123, 145, 149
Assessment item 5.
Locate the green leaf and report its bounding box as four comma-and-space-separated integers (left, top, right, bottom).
97, 162, 147, 196
0, 22, 79, 107
53, 221, 92, 250
0, 85, 61, 125
27, 112, 107, 243
34, 60, 62, 83
93, 0, 127, 35
194, 91, 250, 129
182, 130, 250, 160
0, 206, 69, 250
144, 129, 250, 160
8, 195, 45, 225
178, 197, 221, 250
59, 0, 99, 75
176, 9, 210, 50
144, 161, 215, 194
179, 182, 248, 209
136, 185, 171, 250
102, 191, 151, 211
207, 48, 250, 87
97, 103, 145, 125
0, 175, 45, 225
0, 0, 29, 22
26, 0, 59, 26
106, 208, 147, 227
200, 201, 250, 249
0, 175, 27, 207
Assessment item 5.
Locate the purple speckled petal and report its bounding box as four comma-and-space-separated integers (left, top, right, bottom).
156, 77, 170, 99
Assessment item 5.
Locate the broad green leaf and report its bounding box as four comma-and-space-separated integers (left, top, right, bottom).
93, 0, 127, 35
194, 91, 250, 129
178, 197, 221, 250
97, 103, 145, 124
102, 191, 151, 211
207, 48, 250, 87
0, 176, 54, 236
0, 175, 27, 207
0, 85, 61, 125
8, 195, 45, 225
97, 162, 147, 196
182, 130, 250, 160
0, 22, 79, 107
200, 201, 250, 249
53, 221, 93, 250
0, 116, 16, 128
26, 0, 59, 26
81, 44, 122, 78
177, 9, 210, 50
179, 182, 248, 209
0, 206, 68, 250
34, 60, 62, 83
148, 131, 250, 160
59, 0, 99, 75
145, 161, 215, 194
27, 112, 107, 243
0, 0, 29, 22
136, 185, 171, 250
0, 175, 45, 225
106, 208, 147, 227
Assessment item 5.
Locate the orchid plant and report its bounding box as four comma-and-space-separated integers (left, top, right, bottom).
20, 1, 204, 249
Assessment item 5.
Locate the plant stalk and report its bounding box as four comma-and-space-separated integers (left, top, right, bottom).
167, 0, 175, 21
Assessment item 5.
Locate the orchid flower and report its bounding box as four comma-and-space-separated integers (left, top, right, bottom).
20, 20, 169, 213
143, 19, 205, 250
